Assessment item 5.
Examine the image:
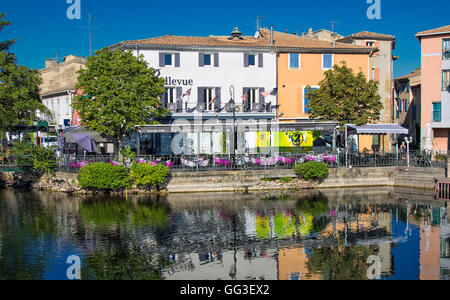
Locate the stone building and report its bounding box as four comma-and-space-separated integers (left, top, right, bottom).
393, 68, 421, 147
338, 31, 397, 151
38, 55, 86, 129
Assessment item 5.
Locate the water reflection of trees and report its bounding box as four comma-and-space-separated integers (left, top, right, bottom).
1, 187, 448, 280
305, 244, 378, 280
81, 241, 168, 280
0, 191, 57, 279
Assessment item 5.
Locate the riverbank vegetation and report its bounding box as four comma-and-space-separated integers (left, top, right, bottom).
294, 161, 329, 182
77, 160, 170, 192
11, 142, 57, 175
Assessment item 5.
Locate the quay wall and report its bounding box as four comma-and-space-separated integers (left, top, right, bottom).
0, 166, 446, 194
167, 166, 446, 193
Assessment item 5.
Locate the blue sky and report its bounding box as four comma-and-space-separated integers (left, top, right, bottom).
1, 0, 448, 77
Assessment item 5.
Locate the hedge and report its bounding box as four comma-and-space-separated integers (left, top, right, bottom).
78, 162, 132, 191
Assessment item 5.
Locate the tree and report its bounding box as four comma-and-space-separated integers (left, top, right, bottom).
72, 48, 167, 153
0, 13, 16, 52
305, 61, 382, 129
0, 13, 48, 132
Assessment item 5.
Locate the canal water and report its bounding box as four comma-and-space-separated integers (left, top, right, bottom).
0, 187, 449, 280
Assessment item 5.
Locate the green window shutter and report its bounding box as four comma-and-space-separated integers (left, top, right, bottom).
432, 102, 441, 122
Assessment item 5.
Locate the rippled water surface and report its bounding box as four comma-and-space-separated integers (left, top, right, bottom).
0, 187, 449, 280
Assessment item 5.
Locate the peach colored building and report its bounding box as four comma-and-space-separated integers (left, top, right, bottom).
275, 30, 376, 151
416, 25, 450, 152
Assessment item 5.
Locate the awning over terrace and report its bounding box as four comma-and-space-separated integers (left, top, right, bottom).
137, 121, 339, 134
62, 126, 111, 143
346, 124, 409, 135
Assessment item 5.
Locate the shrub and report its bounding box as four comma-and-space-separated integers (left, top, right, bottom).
130, 163, 170, 190
435, 153, 447, 162
11, 142, 57, 175
280, 177, 293, 183
78, 162, 132, 191
294, 161, 329, 182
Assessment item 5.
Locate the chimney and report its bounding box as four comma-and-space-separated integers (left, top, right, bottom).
230, 27, 242, 39
270, 25, 274, 45
45, 59, 58, 68
308, 28, 313, 35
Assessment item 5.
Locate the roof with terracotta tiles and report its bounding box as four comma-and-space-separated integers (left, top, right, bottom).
112, 29, 375, 54
394, 68, 421, 81
416, 25, 450, 37
337, 31, 396, 41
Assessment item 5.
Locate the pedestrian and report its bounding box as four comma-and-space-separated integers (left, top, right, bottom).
401, 141, 407, 154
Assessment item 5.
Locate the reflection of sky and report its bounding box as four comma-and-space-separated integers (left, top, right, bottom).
43, 245, 83, 280
382, 215, 421, 280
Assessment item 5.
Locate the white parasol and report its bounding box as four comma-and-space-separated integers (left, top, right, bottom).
424, 122, 433, 153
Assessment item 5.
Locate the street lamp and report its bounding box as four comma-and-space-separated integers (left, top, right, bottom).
228, 85, 237, 156
404, 136, 412, 167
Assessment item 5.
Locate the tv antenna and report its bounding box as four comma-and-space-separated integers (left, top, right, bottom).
256, 15, 265, 31
326, 20, 340, 33
76, 13, 98, 56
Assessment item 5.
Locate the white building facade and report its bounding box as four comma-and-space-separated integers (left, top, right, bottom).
114, 29, 279, 154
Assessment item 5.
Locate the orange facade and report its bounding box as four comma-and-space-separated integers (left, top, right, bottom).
277, 53, 373, 120
277, 52, 374, 151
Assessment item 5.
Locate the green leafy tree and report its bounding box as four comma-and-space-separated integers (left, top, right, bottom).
0, 13, 15, 52
10, 142, 57, 175
0, 13, 48, 132
72, 48, 167, 153
305, 61, 382, 129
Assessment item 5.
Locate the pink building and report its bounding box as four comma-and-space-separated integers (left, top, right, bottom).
416, 25, 450, 152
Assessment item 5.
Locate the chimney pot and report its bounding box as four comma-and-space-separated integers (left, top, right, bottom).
45, 59, 58, 68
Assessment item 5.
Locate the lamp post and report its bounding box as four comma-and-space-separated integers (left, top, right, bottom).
404, 136, 412, 167
229, 85, 237, 156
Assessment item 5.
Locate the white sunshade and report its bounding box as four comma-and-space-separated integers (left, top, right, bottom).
346, 124, 409, 135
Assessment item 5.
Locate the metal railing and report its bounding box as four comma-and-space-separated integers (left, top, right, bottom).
55, 151, 446, 173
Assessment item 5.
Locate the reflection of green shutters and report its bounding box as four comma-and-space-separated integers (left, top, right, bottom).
432, 102, 441, 122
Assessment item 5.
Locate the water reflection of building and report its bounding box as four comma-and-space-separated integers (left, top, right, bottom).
277, 246, 321, 280
441, 223, 450, 280
420, 219, 441, 280
163, 248, 278, 280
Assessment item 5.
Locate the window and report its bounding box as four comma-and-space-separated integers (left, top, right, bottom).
248, 88, 258, 111
398, 99, 402, 113
248, 54, 256, 66
204, 54, 211, 66
443, 70, 450, 91
304, 87, 318, 114
289, 53, 300, 69
404, 99, 409, 112
164, 54, 172, 66
322, 54, 333, 70
203, 88, 214, 111
366, 41, 375, 47
432, 102, 441, 122
443, 39, 450, 60
164, 88, 175, 105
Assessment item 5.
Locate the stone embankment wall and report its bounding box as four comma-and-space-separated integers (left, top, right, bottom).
0, 166, 447, 194
167, 166, 446, 193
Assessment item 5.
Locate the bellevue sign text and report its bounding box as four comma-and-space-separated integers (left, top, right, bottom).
165, 77, 194, 86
